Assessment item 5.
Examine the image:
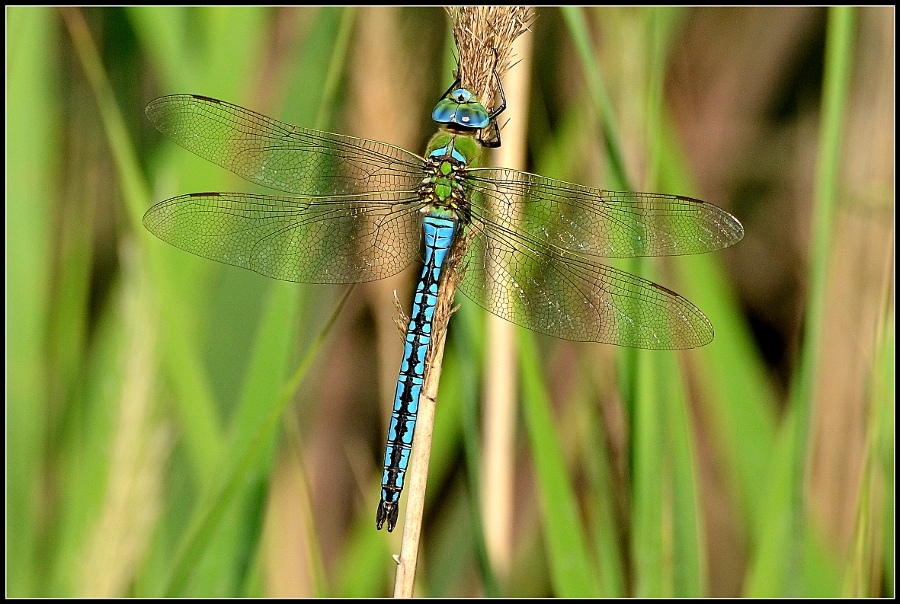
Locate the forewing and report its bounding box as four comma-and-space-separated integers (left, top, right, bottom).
464, 168, 744, 258
146, 94, 426, 196
143, 192, 425, 284
457, 221, 714, 349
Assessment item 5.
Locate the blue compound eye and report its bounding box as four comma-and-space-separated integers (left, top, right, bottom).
432, 88, 490, 130
453, 104, 489, 129
432, 98, 458, 124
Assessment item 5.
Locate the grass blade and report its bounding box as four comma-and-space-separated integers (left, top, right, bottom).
520, 331, 601, 597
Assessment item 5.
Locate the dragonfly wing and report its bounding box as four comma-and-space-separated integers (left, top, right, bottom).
146, 94, 426, 196
464, 168, 744, 258
457, 222, 713, 348
143, 192, 425, 284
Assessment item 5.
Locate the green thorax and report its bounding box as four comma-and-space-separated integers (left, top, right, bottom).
418, 131, 482, 217
425, 130, 482, 168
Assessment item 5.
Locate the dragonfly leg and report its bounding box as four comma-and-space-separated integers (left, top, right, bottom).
479, 49, 506, 148
487, 49, 507, 120
438, 74, 462, 104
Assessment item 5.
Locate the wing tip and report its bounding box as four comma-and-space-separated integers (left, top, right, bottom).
673, 193, 746, 252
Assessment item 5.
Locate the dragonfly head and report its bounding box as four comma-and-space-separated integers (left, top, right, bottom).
432, 87, 491, 131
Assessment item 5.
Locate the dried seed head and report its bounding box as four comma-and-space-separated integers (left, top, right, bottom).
447, 6, 534, 113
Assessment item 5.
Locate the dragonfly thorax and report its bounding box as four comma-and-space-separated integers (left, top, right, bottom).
419, 132, 480, 220
425, 130, 481, 167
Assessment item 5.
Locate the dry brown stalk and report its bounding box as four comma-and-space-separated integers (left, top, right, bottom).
391, 6, 534, 598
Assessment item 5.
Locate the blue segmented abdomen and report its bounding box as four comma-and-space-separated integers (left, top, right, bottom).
376, 211, 458, 532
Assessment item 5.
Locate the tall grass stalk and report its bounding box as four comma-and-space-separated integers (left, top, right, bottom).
390, 7, 532, 596
787, 5, 856, 596
7, 7, 57, 597
479, 15, 533, 588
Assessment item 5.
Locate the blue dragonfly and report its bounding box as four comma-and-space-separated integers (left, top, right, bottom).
143, 77, 743, 532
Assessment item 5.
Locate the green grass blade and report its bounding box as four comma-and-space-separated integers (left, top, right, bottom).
747, 8, 857, 592
560, 6, 630, 191
126, 7, 194, 91
520, 331, 601, 597
661, 353, 705, 596
69, 6, 231, 485
163, 283, 354, 595
657, 117, 781, 537
158, 9, 356, 595
632, 350, 706, 597
772, 7, 856, 597
7, 10, 60, 595
630, 349, 664, 596
162, 283, 298, 596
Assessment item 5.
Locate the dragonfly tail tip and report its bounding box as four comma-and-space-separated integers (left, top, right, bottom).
376, 499, 399, 532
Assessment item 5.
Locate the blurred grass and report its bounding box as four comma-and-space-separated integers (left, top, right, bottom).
745, 7, 857, 597
6, 5, 893, 598
8, 7, 57, 598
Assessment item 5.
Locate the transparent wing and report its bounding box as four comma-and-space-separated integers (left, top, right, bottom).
457, 220, 714, 349
145, 94, 426, 196
143, 192, 426, 284
464, 168, 744, 258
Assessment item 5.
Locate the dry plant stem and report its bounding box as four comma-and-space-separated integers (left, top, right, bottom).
481, 25, 533, 583
450, 6, 535, 102
391, 7, 534, 597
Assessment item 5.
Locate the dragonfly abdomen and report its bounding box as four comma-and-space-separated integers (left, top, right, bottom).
377, 210, 458, 532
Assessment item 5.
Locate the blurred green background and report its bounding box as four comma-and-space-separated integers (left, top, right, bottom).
6, 6, 893, 597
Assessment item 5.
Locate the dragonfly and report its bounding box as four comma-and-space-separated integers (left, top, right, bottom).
143, 75, 743, 533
